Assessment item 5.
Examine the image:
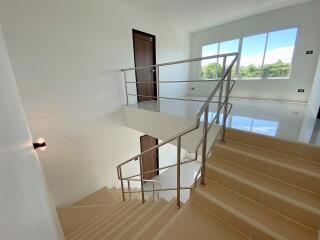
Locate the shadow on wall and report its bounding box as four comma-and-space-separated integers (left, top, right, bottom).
35, 108, 144, 207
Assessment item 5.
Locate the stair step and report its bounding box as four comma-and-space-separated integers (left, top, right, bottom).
193, 178, 318, 240
214, 141, 320, 194
225, 128, 320, 164
58, 205, 111, 236
131, 198, 178, 240
153, 201, 248, 240
91, 199, 156, 240
206, 157, 320, 230
109, 187, 123, 202
68, 200, 137, 240
72, 187, 117, 206
78, 200, 139, 240
115, 199, 167, 240
66, 201, 124, 239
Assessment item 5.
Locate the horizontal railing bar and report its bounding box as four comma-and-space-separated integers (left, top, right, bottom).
127, 80, 235, 107
122, 158, 197, 180
127, 94, 229, 104
121, 52, 238, 71
126, 79, 234, 84
123, 187, 192, 193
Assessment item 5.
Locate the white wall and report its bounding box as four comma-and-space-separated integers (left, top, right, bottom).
309, 52, 320, 116
0, 0, 190, 207
189, 1, 320, 102
0, 21, 63, 240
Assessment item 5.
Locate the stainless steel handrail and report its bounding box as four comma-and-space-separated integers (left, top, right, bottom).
118, 52, 239, 208
121, 52, 238, 71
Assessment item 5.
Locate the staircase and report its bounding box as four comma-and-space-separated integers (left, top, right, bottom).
57, 128, 320, 239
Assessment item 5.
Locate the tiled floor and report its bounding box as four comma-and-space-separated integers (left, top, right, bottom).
130, 97, 320, 145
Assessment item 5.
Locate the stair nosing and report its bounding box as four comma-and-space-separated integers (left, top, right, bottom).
131, 198, 177, 240
216, 143, 320, 179
70, 200, 138, 240
114, 199, 166, 240
206, 158, 320, 216
83, 200, 141, 240
66, 201, 125, 239
195, 179, 317, 239
102, 199, 158, 239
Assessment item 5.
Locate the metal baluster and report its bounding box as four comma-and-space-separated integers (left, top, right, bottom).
216, 57, 226, 124
156, 66, 160, 112
200, 106, 209, 186
152, 181, 155, 200
119, 167, 125, 201
124, 71, 129, 106
127, 180, 131, 199
139, 157, 145, 204
221, 72, 232, 143
176, 136, 181, 208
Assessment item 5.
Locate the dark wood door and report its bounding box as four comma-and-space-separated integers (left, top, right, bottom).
140, 135, 159, 180
133, 30, 157, 103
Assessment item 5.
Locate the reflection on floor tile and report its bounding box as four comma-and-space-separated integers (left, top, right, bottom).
129, 98, 320, 145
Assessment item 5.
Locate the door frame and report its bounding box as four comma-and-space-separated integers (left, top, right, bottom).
132, 29, 157, 103
139, 135, 159, 178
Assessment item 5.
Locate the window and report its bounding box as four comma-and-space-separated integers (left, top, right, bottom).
201, 27, 298, 80
200, 39, 239, 80
239, 33, 267, 79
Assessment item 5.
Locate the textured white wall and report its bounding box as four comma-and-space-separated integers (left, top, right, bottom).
189, 1, 320, 102
0, 0, 190, 206
309, 52, 320, 116
0, 22, 63, 240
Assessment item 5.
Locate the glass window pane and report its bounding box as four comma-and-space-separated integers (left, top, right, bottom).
239, 33, 267, 79
263, 28, 298, 78
218, 39, 239, 78
201, 43, 218, 79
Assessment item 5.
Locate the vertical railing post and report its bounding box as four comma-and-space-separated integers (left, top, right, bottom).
156, 66, 160, 112
216, 57, 226, 124
200, 106, 209, 186
127, 180, 131, 199
221, 71, 232, 144
176, 136, 181, 208
119, 167, 125, 201
123, 70, 129, 106
139, 157, 145, 204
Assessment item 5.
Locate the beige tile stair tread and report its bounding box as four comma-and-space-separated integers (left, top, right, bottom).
57, 205, 111, 236
68, 200, 138, 240
115, 199, 167, 240
72, 187, 117, 206
153, 201, 249, 240
196, 178, 317, 240
109, 187, 123, 201
208, 157, 320, 211
78, 200, 140, 240
92, 199, 156, 240
66, 201, 126, 239
131, 198, 178, 240
216, 141, 320, 177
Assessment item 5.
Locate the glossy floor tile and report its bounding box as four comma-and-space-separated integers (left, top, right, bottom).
129, 98, 320, 145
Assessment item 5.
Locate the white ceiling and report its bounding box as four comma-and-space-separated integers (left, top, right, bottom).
116, 0, 317, 33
